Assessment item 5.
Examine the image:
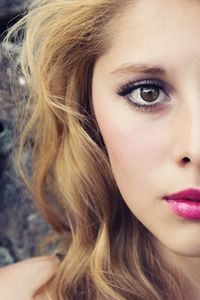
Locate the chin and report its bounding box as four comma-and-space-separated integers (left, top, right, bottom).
152, 233, 200, 262
170, 245, 200, 258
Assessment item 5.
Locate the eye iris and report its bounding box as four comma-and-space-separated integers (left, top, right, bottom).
140, 87, 159, 102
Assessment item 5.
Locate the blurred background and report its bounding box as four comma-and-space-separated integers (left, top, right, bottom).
0, 0, 53, 267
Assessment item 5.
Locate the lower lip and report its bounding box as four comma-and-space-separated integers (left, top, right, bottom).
164, 198, 200, 219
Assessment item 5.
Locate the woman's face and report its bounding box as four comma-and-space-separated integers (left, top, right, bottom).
92, 0, 200, 260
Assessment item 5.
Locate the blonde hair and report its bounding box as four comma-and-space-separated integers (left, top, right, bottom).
4, 0, 186, 299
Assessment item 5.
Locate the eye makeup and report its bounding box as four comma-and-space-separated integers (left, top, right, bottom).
117, 77, 170, 113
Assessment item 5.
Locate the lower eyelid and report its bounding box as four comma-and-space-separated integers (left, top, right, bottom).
123, 97, 164, 113
123, 90, 170, 113
116, 78, 172, 113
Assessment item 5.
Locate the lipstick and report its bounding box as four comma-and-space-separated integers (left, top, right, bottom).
163, 188, 200, 219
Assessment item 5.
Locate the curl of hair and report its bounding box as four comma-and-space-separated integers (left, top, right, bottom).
3, 0, 186, 299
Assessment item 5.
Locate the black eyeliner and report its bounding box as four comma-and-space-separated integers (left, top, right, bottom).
117, 78, 167, 96
116, 77, 170, 113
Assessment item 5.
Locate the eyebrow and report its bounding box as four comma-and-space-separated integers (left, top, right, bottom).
110, 63, 167, 76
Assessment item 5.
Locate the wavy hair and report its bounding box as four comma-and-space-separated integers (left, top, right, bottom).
3, 0, 186, 299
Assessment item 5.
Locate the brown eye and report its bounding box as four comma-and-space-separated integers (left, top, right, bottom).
118, 78, 169, 112
139, 87, 160, 102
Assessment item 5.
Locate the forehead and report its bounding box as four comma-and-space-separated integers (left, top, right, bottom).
109, 0, 200, 39
103, 0, 200, 69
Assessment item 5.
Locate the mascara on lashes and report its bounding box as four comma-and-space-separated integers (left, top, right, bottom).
116, 78, 170, 112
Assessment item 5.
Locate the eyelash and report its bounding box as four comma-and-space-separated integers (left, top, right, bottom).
117, 77, 170, 112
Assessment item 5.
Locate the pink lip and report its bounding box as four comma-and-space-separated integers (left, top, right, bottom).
163, 188, 200, 219
164, 188, 200, 201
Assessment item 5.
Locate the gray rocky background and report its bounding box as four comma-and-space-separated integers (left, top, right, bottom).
0, 0, 54, 267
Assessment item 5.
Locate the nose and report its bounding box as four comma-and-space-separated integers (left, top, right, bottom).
173, 103, 200, 170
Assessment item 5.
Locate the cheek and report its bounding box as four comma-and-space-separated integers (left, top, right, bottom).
93, 97, 173, 218
98, 114, 166, 189
92, 65, 171, 210
100, 119, 168, 219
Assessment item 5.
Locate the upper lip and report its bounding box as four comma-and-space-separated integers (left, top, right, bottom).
163, 188, 200, 201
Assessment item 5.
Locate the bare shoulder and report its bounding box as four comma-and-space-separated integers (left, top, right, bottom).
0, 256, 59, 300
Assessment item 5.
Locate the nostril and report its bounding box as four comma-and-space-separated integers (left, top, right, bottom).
182, 157, 190, 164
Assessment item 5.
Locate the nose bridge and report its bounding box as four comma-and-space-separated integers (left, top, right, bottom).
175, 97, 200, 168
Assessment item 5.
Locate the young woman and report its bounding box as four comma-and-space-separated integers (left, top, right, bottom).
2, 0, 200, 299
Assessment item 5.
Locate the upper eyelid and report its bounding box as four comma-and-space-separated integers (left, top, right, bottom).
117, 77, 174, 96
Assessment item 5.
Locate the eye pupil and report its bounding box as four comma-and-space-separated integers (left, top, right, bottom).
140, 87, 159, 102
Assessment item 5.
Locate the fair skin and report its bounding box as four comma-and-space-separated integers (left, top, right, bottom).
2, 0, 200, 299
92, 0, 200, 299
0, 256, 59, 299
